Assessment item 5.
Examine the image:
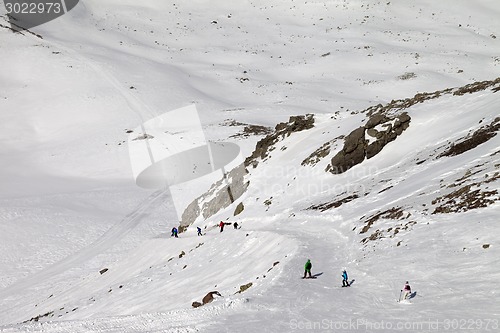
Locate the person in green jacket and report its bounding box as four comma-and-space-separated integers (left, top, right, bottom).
303, 259, 312, 279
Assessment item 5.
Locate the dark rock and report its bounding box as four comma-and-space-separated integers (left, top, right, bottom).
394, 125, 404, 136
346, 143, 366, 167
398, 112, 411, 123
365, 113, 388, 129
202, 291, 222, 304
192, 301, 202, 308
387, 131, 398, 142
329, 151, 346, 174
366, 141, 385, 159
438, 117, 499, 158
234, 202, 244, 216
344, 127, 365, 153
99, 268, 108, 275
329, 112, 411, 174
309, 194, 359, 211
246, 114, 315, 167
366, 128, 378, 138
376, 131, 386, 140
236, 282, 253, 294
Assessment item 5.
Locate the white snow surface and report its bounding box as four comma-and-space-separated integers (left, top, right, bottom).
0, 0, 499, 332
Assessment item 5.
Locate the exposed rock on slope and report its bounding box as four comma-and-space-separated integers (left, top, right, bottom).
327, 112, 411, 174
432, 169, 500, 214
181, 114, 315, 227
302, 136, 343, 167
181, 163, 247, 229
438, 117, 499, 158
223, 120, 273, 139
182, 78, 500, 228
245, 114, 315, 168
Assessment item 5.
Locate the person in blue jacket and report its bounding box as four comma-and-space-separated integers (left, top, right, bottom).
197, 226, 202, 236
342, 269, 350, 287
171, 227, 178, 238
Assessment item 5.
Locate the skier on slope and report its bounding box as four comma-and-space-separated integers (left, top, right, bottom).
342, 269, 350, 287
197, 226, 202, 236
303, 259, 312, 279
233, 222, 239, 229
219, 221, 225, 232
171, 227, 178, 238
402, 281, 411, 299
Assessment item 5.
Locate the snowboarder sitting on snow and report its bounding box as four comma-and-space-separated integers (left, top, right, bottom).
403, 281, 411, 299
342, 269, 350, 287
197, 227, 202, 236
171, 227, 178, 238
303, 259, 312, 279
233, 222, 239, 229
219, 221, 225, 232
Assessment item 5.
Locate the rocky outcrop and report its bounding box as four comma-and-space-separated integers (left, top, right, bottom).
328, 113, 411, 174
181, 114, 315, 228
302, 137, 343, 167
245, 114, 315, 168
365, 112, 410, 159
181, 163, 248, 228
438, 117, 499, 158
363, 78, 500, 117
325, 78, 499, 175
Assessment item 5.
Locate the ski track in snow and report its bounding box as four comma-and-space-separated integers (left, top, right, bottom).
0, 190, 169, 301
1, 0, 499, 332
0, 299, 251, 333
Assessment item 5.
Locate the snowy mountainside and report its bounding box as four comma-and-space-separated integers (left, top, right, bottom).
0, 0, 499, 332
2, 78, 498, 333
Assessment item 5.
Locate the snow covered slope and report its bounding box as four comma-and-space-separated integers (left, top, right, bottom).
0, 0, 499, 332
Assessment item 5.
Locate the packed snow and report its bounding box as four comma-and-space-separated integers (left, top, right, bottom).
0, 0, 499, 332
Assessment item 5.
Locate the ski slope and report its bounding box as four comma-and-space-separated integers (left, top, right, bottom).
0, 0, 499, 332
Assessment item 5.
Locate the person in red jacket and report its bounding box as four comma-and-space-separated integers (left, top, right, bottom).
219, 221, 225, 232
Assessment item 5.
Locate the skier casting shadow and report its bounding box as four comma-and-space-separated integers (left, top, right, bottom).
342, 269, 350, 287
402, 281, 411, 300
303, 259, 312, 279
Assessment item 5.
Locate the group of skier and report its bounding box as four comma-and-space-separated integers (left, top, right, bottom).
218, 221, 239, 232
171, 228, 412, 300
171, 221, 240, 238
303, 259, 412, 299
302, 259, 350, 286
